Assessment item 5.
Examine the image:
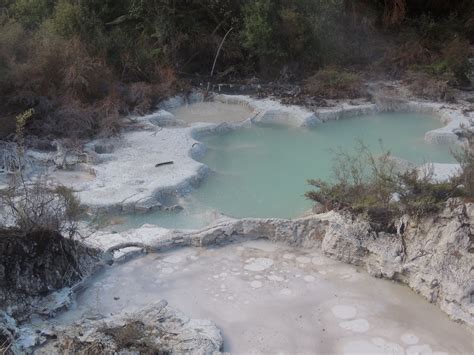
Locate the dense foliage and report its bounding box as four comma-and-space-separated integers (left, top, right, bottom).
0, 0, 472, 140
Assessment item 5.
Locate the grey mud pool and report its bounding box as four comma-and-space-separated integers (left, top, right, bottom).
56, 240, 473, 354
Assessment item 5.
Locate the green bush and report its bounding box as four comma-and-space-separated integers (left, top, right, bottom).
46, 0, 82, 39
9, 0, 54, 28
242, 0, 276, 59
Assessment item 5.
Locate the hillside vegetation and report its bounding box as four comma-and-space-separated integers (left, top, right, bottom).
0, 0, 472, 140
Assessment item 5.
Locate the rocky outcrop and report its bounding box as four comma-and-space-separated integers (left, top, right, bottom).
0, 229, 102, 320
36, 300, 223, 355
322, 200, 474, 327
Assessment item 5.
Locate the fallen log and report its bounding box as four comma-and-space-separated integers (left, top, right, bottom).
155, 161, 174, 167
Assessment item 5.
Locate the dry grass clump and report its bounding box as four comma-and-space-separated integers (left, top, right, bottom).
405, 72, 455, 102
55, 320, 167, 354
303, 68, 366, 99
56, 336, 106, 355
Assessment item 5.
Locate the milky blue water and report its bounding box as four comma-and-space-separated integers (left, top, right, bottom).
114, 112, 454, 230
193, 113, 454, 219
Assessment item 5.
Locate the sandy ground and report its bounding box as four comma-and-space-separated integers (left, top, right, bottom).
170, 101, 253, 123
55, 240, 473, 354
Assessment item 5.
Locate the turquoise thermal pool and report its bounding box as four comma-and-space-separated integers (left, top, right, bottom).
112, 112, 455, 230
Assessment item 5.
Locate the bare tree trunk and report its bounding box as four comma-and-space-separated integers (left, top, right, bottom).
211, 27, 233, 77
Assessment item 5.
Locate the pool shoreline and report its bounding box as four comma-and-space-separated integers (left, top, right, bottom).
39, 91, 469, 216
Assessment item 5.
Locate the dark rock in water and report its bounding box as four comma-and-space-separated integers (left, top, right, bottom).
0, 229, 102, 320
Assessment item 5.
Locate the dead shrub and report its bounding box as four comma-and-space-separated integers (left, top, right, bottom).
303, 68, 365, 99
32, 101, 98, 139
57, 336, 106, 355
100, 320, 165, 353
0, 141, 21, 174
155, 65, 183, 98
61, 39, 111, 102
405, 71, 455, 102
102, 321, 146, 350
127, 82, 154, 115
441, 37, 470, 84
0, 176, 83, 238
1, 29, 121, 140
382, 39, 432, 76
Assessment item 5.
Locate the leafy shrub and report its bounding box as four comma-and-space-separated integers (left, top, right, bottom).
242, 0, 322, 74
306, 141, 397, 212
242, 0, 277, 59
46, 0, 82, 39
303, 68, 365, 99
396, 168, 464, 218
9, 0, 54, 29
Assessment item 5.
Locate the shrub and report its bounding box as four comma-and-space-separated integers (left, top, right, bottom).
306, 141, 466, 228
303, 68, 365, 99
9, 0, 54, 29
396, 168, 463, 218
47, 0, 82, 39
242, 0, 280, 62
441, 37, 471, 84
453, 128, 474, 197
405, 71, 455, 102
0, 177, 83, 238
306, 141, 397, 212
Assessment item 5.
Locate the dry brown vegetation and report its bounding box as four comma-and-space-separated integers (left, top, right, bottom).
303, 69, 366, 99
55, 321, 166, 354
0, 27, 179, 141
0, 0, 472, 143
